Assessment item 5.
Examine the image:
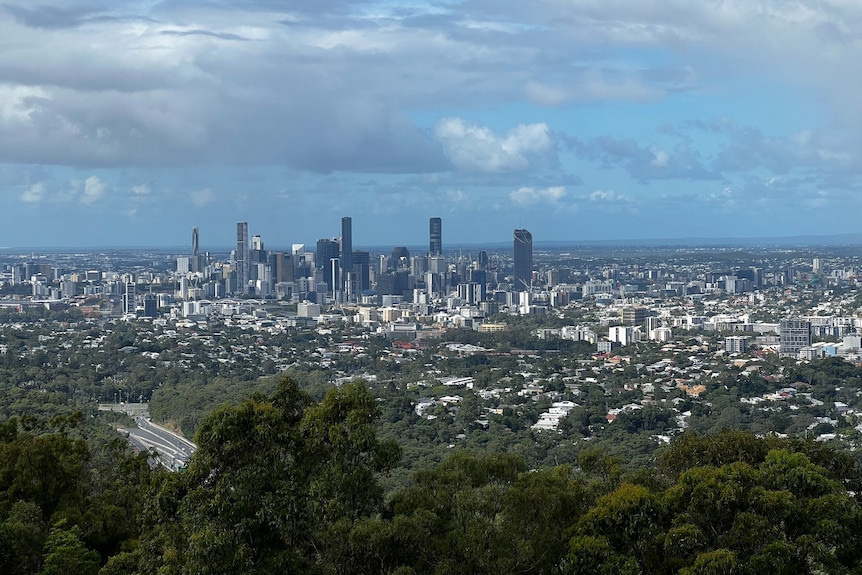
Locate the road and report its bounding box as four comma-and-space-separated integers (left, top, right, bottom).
119, 415, 197, 471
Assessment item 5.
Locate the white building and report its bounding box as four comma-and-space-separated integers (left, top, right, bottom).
608, 325, 641, 346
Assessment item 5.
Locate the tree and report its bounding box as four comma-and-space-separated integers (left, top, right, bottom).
134, 377, 400, 575
39, 521, 99, 575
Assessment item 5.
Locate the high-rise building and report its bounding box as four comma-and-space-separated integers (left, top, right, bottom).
269, 251, 294, 284
391, 246, 410, 269
513, 229, 532, 290
191, 227, 200, 272
477, 250, 489, 269
249, 235, 266, 282
123, 281, 136, 315
725, 336, 748, 354
621, 306, 648, 326
353, 250, 371, 292
779, 319, 811, 358
144, 294, 158, 318
429, 217, 442, 256
340, 217, 353, 295
316, 239, 340, 292
236, 222, 249, 294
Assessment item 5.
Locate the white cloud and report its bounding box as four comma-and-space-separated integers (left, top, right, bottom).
132, 184, 150, 195
589, 190, 631, 202
0, 0, 858, 176
190, 188, 215, 207
650, 147, 670, 167
524, 74, 661, 107
435, 118, 556, 173
446, 189, 468, 204
20, 182, 46, 203
80, 175, 106, 204
510, 186, 567, 206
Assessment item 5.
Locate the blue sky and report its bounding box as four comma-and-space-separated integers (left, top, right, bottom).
1, 0, 860, 249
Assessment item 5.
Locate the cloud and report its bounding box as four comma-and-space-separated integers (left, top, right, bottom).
3, 3, 105, 30
190, 188, 215, 207
589, 190, 632, 203
20, 182, 46, 203
0, 0, 859, 176
435, 118, 556, 173
131, 184, 150, 195
573, 135, 720, 182
510, 186, 566, 206
713, 124, 855, 178
80, 175, 106, 204
524, 73, 663, 107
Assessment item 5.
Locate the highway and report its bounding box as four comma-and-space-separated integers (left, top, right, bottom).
120, 415, 197, 471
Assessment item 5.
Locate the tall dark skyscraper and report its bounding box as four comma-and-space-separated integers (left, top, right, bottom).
236, 222, 249, 294
316, 238, 340, 291
513, 228, 532, 290
340, 217, 353, 293
353, 250, 371, 291
191, 227, 201, 273
429, 217, 442, 256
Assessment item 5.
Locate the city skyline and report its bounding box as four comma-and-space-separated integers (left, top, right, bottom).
1, 1, 861, 247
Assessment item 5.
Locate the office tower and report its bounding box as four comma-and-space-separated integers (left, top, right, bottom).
176, 256, 191, 274
340, 217, 353, 272
411, 255, 428, 279
477, 250, 489, 269
340, 217, 353, 294
316, 239, 340, 291
391, 246, 410, 269
779, 319, 811, 358
249, 235, 266, 282
236, 222, 249, 294
269, 251, 294, 284
352, 251, 371, 292
513, 229, 532, 290
144, 294, 158, 318
429, 255, 447, 274
621, 306, 648, 326
429, 217, 442, 256
330, 258, 340, 299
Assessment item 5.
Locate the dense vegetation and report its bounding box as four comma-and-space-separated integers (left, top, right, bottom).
2, 377, 862, 574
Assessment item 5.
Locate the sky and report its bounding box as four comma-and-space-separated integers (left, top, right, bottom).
1, 0, 861, 249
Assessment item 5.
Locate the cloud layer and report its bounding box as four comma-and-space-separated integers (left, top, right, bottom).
0, 0, 860, 245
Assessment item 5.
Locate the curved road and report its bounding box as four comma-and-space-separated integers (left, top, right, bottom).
120, 415, 197, 471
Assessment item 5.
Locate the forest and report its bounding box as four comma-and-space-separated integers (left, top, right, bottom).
2, 308, 862, 573
2, 377, 862, 575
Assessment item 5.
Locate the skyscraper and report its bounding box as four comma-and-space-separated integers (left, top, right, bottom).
191, 227, 201, 273
123, 281, 136, 315
340, 217, 353, 294
353, 250, 371, 292
513, 228, 532, 290
316, 238, 340, 292
236, 222, 249, 294
429, 217, 442, 256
